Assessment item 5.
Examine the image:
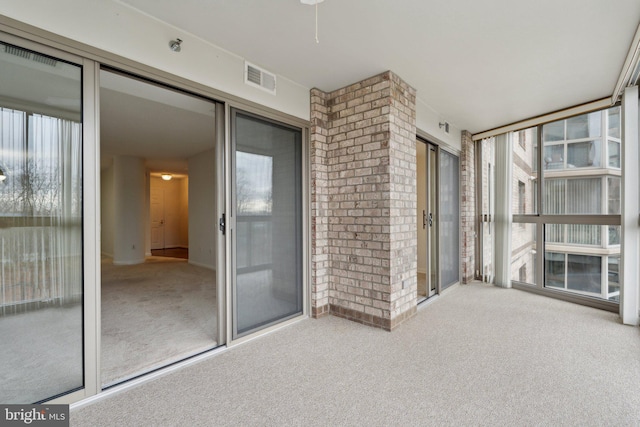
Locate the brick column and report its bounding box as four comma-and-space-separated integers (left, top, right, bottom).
310, 71, 417, 330
387, 73, 417, 329
460, 130, 476, 283
310, 89, 330, 317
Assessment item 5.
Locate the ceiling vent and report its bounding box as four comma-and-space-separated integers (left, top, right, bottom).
244, 62, 276, 95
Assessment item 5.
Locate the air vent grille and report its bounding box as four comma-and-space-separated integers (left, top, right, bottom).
244, 62, 276, 95
3, 44, 58, 67
247, 65, 262, 85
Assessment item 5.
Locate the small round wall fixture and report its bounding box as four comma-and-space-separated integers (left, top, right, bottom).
161, 173, 172, 181
169, 38, 182, 52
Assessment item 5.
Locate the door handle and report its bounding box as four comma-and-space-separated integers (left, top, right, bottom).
219, 213, 226, 235
422, 210, 426, 229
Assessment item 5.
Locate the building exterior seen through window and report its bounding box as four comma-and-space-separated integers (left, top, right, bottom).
510, 106, 621, 302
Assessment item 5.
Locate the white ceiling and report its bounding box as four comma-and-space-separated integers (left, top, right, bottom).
100, 70, 216, 173
119, 0, 640, 133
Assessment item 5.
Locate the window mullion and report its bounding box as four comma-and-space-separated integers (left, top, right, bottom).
536, 124, 544, 289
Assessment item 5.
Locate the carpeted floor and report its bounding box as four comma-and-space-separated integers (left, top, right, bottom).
72, 282, 640, 426
0, 303, 83, 403
101, 256, 217, 385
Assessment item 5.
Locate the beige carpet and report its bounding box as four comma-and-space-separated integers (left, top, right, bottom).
73, 282, 640, 426
101, 256, 217, 386
0, 303, 83, 403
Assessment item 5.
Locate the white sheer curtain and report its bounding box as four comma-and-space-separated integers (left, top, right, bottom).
494, 133, 513, 288
0, 107, 82, 310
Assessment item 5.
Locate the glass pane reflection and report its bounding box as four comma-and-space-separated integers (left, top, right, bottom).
234, 112, 302, 337
0, 42, 83, 403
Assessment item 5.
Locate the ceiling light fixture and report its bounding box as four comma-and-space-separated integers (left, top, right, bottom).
161, 173, 172, 181
169, 38, 182, 52
300, 0, 325, 44
0, 167, 6, 182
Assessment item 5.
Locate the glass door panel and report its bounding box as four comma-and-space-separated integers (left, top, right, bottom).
232, 110, 303, 338
99, 69, 219, 386
439, 150, 460, 290
0, 41, 83, 403
479, 138, 495, 283
427, 144, 438, 297
416, 142, 428, 300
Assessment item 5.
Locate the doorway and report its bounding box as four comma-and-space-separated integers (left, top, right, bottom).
99, 68, 220, 386
150, 186, 165, 250
417, 139, 438, 301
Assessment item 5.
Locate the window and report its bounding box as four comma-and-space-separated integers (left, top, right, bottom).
519, 264, 527, 282
439, 150, 460, 290
510, 106, 621, 305
0, 41, 84, 403
518, 130, 526, 149
518, 181, 526, 214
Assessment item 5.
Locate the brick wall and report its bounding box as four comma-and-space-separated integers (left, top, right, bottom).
460, 130, 476, 283
310, 71, 417, 330
310, 89, 330, 317
387, 74, 418, 328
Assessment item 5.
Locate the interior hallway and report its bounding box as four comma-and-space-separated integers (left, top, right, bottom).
74, 282, 640, 426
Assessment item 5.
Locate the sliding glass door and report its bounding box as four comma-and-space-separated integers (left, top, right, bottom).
439, 149, 460, 290
0, 40, 83, 403
231, 110, 303, 338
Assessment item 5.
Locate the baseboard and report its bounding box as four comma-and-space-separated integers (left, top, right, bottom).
101, 251, 114, 258
113, 258, 145, 266
188, 260, 216, 271
417, 268, 426, 274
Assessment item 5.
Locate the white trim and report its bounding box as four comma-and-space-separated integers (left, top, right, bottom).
188, 260, 216, 270
472, 98, 613, 141
621, 86, 640, 325
70, 346, 229, 411
112, 259, 146, 266
612, 23, 640, 104
84, 58, 102, 400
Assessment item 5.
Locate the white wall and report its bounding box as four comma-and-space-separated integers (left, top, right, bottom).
188, 149, 216, 269
416, 98, 462, 151
1, 2, 460, 142
100, 164, 115, 257
0, 0, 310, 121
179, 177, 189, 248
113, 155, 146, 265
149, 176, 188, 249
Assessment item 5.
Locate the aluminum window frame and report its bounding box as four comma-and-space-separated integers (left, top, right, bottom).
0, 16, 311, 405
511, 106, 622, 312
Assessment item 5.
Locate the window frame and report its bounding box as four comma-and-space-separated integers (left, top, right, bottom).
511, 106, 621, 311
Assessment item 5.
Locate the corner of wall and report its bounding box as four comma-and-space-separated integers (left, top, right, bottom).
310, 72, 418, 330
310, 87, 330, 318
460, 130, 476, 284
